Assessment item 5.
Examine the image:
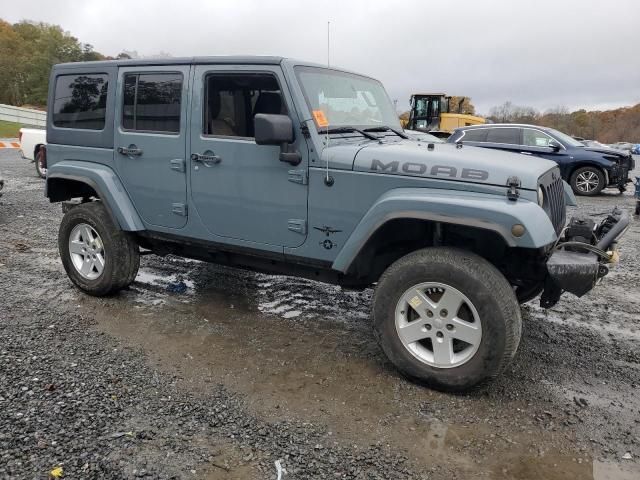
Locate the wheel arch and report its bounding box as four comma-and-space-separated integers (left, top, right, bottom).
332, 188, 557, 282
46, 161, 144, 231
34, 143, 45, 157
567, 162, 609, 185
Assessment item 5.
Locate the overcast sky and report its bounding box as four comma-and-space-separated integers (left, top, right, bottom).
5, 0, 640, 114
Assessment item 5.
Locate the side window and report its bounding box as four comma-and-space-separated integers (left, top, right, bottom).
523, 128, 554, 147
486, 127, 520, 145
53, 74, 108, 130
204, 73, 286, 138
122, 73, 182, 133
460, 129, 488, 142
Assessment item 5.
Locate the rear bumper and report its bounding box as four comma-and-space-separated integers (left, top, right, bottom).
540, 208, 630, 308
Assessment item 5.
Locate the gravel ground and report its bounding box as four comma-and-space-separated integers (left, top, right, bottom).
0, 149, 639, 479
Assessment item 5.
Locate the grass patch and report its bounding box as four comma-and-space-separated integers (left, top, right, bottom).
0, 120, 22, 138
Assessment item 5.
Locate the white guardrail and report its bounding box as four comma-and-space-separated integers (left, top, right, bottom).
0, 104, 47, 127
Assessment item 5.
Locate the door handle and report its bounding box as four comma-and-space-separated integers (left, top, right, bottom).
117, 146, 143, 156
519, 151, 532, 155
191, 152, 221, 167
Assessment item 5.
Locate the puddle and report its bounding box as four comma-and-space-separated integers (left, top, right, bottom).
135, 268, 196, 292
593, 460, 640, 480
255, 272, 371, 327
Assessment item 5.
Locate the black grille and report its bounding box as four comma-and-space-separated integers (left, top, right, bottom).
541, 174, 566, 236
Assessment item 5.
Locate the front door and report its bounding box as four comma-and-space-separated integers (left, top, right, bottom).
520, 127, 570, 175
114, 66, 190, 229
189, 65, 308, 247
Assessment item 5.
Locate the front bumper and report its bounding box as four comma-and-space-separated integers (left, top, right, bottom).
540, 207, 630, 308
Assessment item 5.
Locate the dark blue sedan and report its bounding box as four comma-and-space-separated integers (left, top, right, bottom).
448, 124, 634, 196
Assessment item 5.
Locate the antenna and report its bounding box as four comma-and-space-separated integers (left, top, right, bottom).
327, 21, 330, 68
324, 20, 332, 186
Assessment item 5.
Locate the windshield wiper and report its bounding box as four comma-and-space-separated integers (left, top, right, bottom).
318, 126, 380, 141
363, 126, 409, 139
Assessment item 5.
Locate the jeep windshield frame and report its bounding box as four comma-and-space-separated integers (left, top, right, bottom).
295, 66, 401, 132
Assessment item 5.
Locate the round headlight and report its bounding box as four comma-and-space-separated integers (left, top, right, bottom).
537, 186, 544, 207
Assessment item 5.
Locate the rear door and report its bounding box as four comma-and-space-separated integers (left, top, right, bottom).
484, 127, 522, 153
114, 66, 190, 229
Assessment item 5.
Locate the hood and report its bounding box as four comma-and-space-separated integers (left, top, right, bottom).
582, 146, 629, 158
338, 140, 557, 190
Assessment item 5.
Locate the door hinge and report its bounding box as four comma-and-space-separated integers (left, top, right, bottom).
287, 219, 307, 235
170, 158, 186, 172
288, 169, 308, 185
172, 203, 188, 216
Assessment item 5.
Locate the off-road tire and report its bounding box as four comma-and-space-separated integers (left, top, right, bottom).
35, 148, 46, 179
59, 201, 139, 296
570, 166, 605, 196
372, 247, 522, 392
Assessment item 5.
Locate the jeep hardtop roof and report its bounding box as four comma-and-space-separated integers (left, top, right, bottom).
455, 123, 556, 132
53, 55, 338, 70
52, 56, 370, 79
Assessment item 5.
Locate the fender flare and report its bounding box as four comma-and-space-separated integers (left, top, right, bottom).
46, 160, 144, 231
332, 187, 557, 273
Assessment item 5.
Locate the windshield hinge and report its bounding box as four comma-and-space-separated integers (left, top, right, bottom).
288, 169, 308, 185
300, 123, 311, 138
506, 176, 521, 201
288, 219, 307, 235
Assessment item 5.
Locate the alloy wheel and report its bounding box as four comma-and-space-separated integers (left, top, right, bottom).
395, 282, 482, 368
575, 170, 599, 193
68, 223, 105, 280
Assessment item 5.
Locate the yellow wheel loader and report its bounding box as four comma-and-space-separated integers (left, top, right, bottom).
406, 94, 485, 138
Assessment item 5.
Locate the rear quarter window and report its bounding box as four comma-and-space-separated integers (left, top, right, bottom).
460, 129, 488, 142
52, 74, 109, 130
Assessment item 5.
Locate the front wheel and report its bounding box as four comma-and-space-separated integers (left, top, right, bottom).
372, 247, 522, 392
570, 166, 605, 196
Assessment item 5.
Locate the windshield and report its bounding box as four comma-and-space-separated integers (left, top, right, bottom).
295, 66, 401, 130
547, 128, 585, 148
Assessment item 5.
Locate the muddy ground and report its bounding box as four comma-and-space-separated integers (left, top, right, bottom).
0, 149, 639, 479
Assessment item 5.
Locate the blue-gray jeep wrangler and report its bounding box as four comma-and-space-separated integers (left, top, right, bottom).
44, 57, 629, 392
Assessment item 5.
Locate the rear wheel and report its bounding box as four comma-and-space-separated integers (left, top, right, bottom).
372, 247, 522, 392
59, 202, 139, 296
35, 148, 46, 179
570, 166, 604, 196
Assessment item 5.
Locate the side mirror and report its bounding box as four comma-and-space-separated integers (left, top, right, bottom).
254, 114, 294, 145
254, 113, 301, 166
548, 141, 561, 152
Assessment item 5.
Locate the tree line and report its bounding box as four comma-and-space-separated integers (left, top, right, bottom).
0, 18, 131, 107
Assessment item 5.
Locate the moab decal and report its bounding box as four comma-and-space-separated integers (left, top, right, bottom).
370, 159, 489, 181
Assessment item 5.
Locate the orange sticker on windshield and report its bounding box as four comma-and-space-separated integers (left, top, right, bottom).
312, 110, 329, 127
